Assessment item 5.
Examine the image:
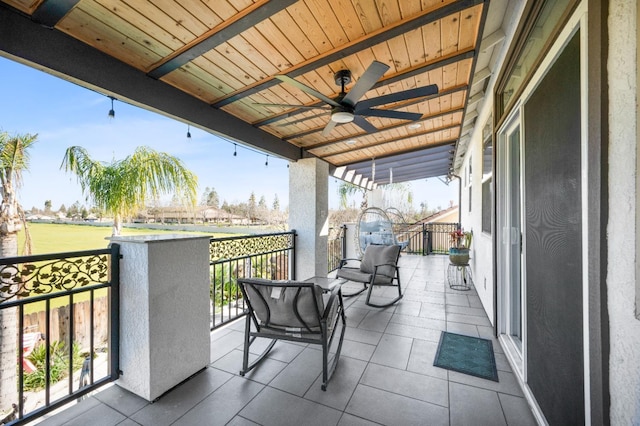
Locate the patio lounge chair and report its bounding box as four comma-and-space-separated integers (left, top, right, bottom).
238, 277, 346, 391
336, 243, 403, 308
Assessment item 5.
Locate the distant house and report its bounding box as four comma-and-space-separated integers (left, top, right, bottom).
422, 205, 459, 224
201, 207, 249, 225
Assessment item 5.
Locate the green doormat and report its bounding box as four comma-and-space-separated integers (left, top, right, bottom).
433, 332, 499, 382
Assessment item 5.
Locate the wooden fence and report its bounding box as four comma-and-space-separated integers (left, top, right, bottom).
22, 296, 110, 351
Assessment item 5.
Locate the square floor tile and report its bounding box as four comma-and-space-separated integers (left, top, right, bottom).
240, 387, 342, 426
269, 347, 323, 396
370, 334, 412, 369
174, 376, 263, 426
304, 356, 367, 410
449, 382, 506, 426
360, 363, 448, 407
346, 385, 448, 426
94, 385, 148, 417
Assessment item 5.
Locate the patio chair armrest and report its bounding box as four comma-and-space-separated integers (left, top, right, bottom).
322, 284, 342, 319
338, 257, 361, 268
373, 262, 400, 270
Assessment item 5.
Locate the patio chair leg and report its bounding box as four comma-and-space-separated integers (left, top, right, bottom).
239, 315, 276, 376
365, 276, 403, 308
321, 297, 347, 391
340, 282, 368, 298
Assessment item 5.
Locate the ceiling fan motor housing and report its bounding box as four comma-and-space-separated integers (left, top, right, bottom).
334, 69, 352, 87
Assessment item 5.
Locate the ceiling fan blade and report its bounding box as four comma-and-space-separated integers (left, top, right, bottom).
277, 111, 330, 127
253, 102, 329, 110
275, 75, 341, 108
353, 116, 378, 133
357, 108, 422, 121
355, 84, 439, 111
321, 119, 338, 137
342, 61, 390, 107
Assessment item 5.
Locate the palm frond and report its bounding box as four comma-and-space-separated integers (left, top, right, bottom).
61, 146, 198, 234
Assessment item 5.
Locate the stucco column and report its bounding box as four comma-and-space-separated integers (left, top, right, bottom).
108, 234, 211, 401
289, 158, 329, 280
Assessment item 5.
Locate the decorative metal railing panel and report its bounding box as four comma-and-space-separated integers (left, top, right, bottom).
209, 231, 296, 329
0, 245, 120, 426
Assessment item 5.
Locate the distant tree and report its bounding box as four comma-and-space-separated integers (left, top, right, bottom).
272, 194, 280, 211
248, 192, 257, 222
59, 204, 67, 214
201, 187, 219, 208
67, 200, 81, 218
0, 131, 37, 412
221, 200, 230, 212
44, 199, 52, 213
89, 205, 103, 219
81, 207, 88, 219
61, 146, 197, 235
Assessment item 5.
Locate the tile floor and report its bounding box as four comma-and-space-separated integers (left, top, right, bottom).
33, 254, 538, 426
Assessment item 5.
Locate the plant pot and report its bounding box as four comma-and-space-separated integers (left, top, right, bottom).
449, 248, 470, 266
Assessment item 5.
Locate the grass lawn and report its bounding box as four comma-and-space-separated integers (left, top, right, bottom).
17, 222, 226, 255
15, 222, 233, 314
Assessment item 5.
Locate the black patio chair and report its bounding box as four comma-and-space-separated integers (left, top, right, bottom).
238, 277, 346, 391
336, 243, 403, 308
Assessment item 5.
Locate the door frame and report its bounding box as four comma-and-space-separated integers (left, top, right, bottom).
496, 107, 526, 379
494, 3, 590, 423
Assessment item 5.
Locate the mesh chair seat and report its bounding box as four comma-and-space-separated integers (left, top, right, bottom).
336, 244, 403, 307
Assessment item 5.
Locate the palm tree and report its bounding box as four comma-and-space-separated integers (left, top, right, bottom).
338, 182, 367, 209
61, 146, 198, 236
0, 131, 37, 413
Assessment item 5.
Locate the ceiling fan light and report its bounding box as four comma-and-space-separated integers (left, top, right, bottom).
332, 111, 354, 123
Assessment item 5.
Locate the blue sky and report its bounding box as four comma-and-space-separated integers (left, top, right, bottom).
0, 56, 457, 213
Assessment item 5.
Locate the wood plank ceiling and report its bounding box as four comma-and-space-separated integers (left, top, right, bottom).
0, 0, 489, 187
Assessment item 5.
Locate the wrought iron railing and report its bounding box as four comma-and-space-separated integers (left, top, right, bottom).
209, 231, 296, 329
328, 225, 347, 273
394, 222, 459, 255
0, 245, 120, 426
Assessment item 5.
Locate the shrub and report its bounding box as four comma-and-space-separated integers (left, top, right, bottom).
23, 341, 85, 391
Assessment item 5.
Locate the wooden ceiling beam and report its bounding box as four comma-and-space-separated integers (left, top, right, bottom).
147, 0, 298, 79
213, 0, 483, 108
284, 85, 467, 141
31, 0, 79, 29
0, 6, 302, 161
252, 49, 475, 128
303, 106, 465, 150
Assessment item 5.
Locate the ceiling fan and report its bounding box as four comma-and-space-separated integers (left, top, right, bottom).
257, 61, 438, 137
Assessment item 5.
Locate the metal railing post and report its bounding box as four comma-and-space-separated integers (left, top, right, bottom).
291, 230, 297, 280
422, 223, 427, 256
109, 243, 121, 380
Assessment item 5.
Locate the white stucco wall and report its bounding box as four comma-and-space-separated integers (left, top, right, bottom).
111, 235, 211, 401
607, 0, 640, 423
466, 132, 495, 322
289, 158, 329, 280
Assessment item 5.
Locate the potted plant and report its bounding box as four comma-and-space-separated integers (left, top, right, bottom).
449, 228, 473, 265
